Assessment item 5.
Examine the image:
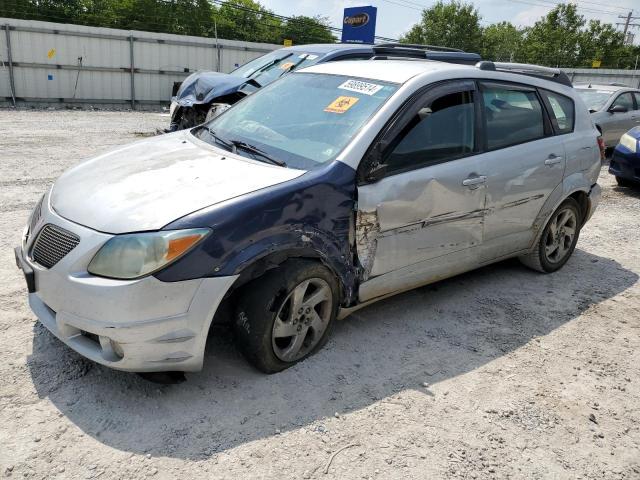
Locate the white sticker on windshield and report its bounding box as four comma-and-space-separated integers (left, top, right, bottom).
338, 79, 383, 96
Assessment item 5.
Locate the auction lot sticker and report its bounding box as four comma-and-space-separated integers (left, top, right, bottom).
325, 96, 359, 114
338, 79, 383, 96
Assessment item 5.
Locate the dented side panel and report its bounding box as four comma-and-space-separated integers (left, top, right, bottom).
158, 161, 359, 304
479, 135, 566, 255
356, 155, 486, 284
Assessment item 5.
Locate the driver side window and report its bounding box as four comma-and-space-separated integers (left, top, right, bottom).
384, 90, 475, 174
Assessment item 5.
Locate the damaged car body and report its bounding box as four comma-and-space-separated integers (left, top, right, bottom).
16, 58, 601, 375
168, 43, 482, 131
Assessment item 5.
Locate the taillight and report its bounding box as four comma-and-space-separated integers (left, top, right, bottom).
597, 136, 605, 161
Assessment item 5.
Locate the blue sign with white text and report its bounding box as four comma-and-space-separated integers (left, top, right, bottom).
341, 6, 377, 44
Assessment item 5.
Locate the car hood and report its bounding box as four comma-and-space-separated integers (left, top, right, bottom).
174, 71, 250, 106
51, 131, 305, 234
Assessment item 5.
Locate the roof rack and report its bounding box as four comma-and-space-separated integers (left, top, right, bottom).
475, 61, 573, 87
375, 42, 464, 53
372, 43, 481, 65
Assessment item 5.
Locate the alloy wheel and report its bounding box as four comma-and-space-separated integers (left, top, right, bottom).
543, 207, 577, 264
271, 278, 333, 362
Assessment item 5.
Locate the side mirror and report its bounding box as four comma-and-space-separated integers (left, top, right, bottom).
364, 143, 388, 183
609, 104, 628, 113
365, 162, 388, 183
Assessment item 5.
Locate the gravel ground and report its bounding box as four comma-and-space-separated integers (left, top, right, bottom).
1, 110, 639, 480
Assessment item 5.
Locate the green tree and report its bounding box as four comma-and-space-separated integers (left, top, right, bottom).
481, 22, 523, 62
400, 0, 483, 53
520, 4, 585, 67
280, 15, 335, 45
213, 0, 281, 43
578, 20, 627, 68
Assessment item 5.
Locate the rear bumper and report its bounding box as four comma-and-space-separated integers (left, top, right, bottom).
609, 149, 640, 183
585, 183, 601, 224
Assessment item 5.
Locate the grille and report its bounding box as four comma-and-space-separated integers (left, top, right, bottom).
32, 224, 80, 268
29, 195, 44, 237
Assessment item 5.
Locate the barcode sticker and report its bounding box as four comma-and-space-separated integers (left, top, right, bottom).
338, 79, 383, 96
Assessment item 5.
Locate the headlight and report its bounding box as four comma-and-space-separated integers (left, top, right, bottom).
619, 133, 638, 153
88, 228, 210, 279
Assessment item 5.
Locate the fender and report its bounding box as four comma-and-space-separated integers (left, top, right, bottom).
156, 160, 359, 305
529, 171, 594, 250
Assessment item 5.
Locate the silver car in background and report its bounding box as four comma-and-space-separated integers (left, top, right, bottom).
575, 84, 640, 148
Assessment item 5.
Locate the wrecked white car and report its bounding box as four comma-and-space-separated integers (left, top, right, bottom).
16, 59, 601, 374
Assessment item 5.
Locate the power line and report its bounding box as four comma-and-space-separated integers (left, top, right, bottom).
616, 11, 640, 45
506, 0, 623, 17
574, 0, 630, 12
209, 0, 399, 42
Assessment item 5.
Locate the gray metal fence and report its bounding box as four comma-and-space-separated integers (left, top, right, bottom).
0, 18, 280, 107
564, 68, 640, 88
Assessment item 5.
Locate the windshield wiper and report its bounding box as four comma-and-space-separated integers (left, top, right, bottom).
246, 53, 293, 80
278, 55, 309, 78
229, 140, 287, 167
203, 126, 233, 151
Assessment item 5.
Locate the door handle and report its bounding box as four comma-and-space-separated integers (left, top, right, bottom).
544, 155, 563, 166
462, 175, 486, 187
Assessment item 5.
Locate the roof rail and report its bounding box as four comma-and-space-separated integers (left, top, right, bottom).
475, 61, 573, 87
375, 42, 464, 53
372, 44, 481, 65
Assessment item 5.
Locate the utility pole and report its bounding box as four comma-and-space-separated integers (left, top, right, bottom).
617, 11, 640, 45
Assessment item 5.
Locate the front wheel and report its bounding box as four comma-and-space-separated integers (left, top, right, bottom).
234, 260, 339, 373
520, 198, 581, 273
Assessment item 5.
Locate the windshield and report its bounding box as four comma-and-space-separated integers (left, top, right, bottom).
232, 50, 323, 87
576, 89, 613, 112
194, 73, 398, 170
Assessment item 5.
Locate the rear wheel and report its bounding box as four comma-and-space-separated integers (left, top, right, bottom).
520, 198, 581, 273
234, 260, 339, 373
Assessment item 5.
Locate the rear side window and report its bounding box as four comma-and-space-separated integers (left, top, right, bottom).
633, 92, 640, 110
482, 85, 545, 150
540, 90, 574, 134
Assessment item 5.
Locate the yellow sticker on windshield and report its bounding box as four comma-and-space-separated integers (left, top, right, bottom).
280, 62, 295, 70
324, 96, 359, 114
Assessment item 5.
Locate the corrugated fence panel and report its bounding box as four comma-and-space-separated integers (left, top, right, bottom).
1, 17, 279, 105
564, 68, 640, 88
0, 24, 10, 98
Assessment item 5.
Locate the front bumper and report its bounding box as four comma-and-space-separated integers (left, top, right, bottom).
609, 148, 640, 183
17, 193, 237, 372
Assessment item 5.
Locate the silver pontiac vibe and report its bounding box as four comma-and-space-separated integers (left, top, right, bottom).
16, 58, 602, 374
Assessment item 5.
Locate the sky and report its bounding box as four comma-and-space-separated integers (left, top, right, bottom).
259, 0, 639, 43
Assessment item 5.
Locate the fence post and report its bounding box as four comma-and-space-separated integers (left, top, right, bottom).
4, 24, 16, 107
129, 34, 135, 110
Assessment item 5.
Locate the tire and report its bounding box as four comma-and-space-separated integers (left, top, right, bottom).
616, 176, 635, 188
233, 260, 339, 373
519, 198, 582, 273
